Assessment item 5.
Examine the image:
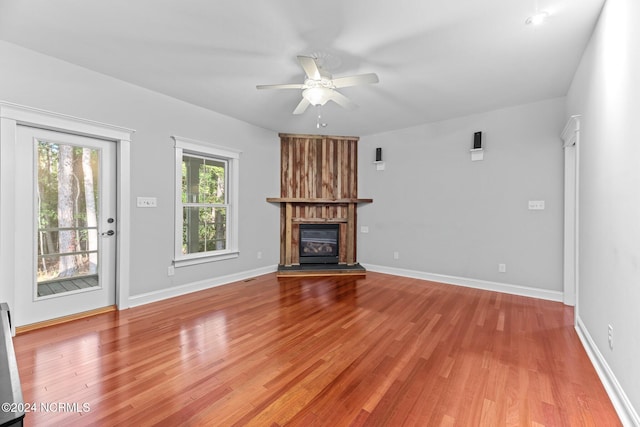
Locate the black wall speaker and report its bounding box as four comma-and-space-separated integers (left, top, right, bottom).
375, 147, 382, 162
473, 132, 482, 149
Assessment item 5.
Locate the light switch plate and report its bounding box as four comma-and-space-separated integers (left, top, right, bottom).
528, 200, 545, 210
137, 196, 157, 208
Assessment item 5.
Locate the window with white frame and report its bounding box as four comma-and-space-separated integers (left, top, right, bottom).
173, 136, 240, 266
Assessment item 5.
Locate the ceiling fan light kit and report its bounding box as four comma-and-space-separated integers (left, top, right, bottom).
303, 87, 332, 106
257, 55, 379, 116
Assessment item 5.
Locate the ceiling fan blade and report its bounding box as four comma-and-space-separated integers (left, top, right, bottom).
327, 90, 357, 110
256, 83, 306, 90
297, 55, 322, 80
332, 73, 379, 88
293, 98, 311, 115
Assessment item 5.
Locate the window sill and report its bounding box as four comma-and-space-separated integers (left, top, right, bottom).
174, 250, 239, 267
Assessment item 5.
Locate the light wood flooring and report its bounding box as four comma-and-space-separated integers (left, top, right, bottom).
13, 272, 620, 426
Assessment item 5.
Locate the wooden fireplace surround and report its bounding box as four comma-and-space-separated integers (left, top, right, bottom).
267, 133, 372, 271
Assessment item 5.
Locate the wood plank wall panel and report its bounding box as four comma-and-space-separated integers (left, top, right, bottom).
280, 134, 359, 213
280, 134, 358, 201
279, 206, 286, 264
278, 134, 360, 265
339, 223, 347, 264
292, 223, 300, 265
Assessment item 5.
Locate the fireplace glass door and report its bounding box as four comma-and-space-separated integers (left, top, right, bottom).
299, 224, 339, 264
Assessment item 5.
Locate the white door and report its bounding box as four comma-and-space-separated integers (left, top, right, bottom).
561, 115, 580, 310
14, 126, 116, 326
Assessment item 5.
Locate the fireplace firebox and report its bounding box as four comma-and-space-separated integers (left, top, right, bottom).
299, 224, 339, 264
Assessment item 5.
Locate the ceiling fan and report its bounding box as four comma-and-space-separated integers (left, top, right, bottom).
256, 55, 379, 115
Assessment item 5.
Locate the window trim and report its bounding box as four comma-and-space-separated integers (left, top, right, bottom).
172, 136, 241, 267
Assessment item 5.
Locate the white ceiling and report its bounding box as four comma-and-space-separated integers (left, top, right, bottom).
0, 0, 605, 136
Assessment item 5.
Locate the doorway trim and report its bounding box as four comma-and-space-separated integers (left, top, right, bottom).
561, 115, 580, 312
0, 101, 134, 327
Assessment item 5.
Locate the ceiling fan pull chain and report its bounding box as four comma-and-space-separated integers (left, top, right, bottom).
316, 105, 327, 129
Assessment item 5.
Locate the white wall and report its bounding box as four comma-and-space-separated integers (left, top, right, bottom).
0, 40, 281, 308
566, 0, 640, 422
358, 98, 565, 298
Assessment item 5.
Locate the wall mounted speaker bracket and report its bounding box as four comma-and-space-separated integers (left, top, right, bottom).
373, 147, 385, 170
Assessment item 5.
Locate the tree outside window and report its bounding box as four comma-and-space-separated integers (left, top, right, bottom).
37, 140, 100, 283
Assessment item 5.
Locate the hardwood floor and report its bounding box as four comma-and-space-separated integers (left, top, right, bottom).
13, 272, 620, 426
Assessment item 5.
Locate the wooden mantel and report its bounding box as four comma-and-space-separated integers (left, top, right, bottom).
266, 198, 373, 204
269, 134, 372, 271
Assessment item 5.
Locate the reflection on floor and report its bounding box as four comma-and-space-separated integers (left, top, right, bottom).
37, 275, 99, 296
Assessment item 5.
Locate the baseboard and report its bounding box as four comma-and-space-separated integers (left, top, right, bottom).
575, 316, 640, 426
128, 265, 278, 308
15, 305, 117, 334
361, 264, 564, 302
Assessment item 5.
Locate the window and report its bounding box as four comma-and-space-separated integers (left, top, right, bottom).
182, 154, 227, 254
173, 136, 240, 266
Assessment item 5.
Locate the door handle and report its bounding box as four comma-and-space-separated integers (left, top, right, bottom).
102, 230, 115, 236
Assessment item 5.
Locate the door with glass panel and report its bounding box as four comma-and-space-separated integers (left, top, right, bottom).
14, 126, 116, 326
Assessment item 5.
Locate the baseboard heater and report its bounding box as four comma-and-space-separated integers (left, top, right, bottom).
0, 303, 24, 427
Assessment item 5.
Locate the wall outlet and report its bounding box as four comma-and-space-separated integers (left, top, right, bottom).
257, 251, 262, 259
168, 265, 175, 276
393, 251, 400, 260
608, 324, 613, 350
498, 263, 507, 273
360, 226, 369, 233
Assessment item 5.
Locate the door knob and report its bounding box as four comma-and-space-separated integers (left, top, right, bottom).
102, 230, 115, 236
